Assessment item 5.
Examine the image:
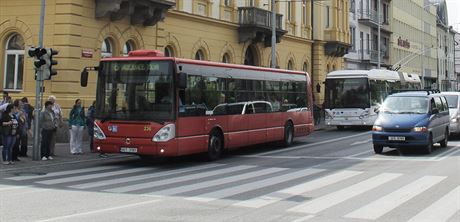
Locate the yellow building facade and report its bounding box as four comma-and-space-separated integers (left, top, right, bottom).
0, 0, 349, 112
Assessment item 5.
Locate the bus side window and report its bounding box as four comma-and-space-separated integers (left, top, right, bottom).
244, 103, 254, 114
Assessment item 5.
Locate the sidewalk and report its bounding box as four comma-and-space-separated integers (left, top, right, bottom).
0, 142, 128, 171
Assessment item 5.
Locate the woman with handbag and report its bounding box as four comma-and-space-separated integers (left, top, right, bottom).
1, 104, 18, 165
69, 99, 86, 154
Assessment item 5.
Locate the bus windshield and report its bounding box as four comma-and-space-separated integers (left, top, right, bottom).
96, 60, 174, 122
325, 78, 370, 109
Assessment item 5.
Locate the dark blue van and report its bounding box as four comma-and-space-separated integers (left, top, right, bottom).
372, 90, 449, 154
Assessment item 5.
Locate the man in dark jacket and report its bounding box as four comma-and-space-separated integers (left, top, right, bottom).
40, 101, 57, 160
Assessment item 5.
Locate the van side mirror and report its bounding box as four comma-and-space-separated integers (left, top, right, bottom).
178, 72, 187, 89
81, 69, 88, 87
431, 108, 439, 114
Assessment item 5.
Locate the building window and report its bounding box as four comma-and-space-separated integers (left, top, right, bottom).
287, 0, 293, 21
287, 60, 294, 70
326, 6, 330, 28
367, 33, 370, 54
302, 3, 308, 25
303, 62, 308, 72
3, 34, 24, 90
224, 0, 230, 6
350, 0, 355, 12
123, 40, 135, 56
350, 27, 356, 51
222, 53, 231, 63
165, 45, 174, 57
248, 0, 255, 7
101, 38, 113, 58
195, 50, 205, 60
383, 3, 388, 24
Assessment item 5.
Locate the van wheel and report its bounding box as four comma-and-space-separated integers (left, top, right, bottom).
283, 122, 294, 147
373, 145, 383, 154
207, 131, 223, 161
424, 134, 433, 154
440, 129, 448, 148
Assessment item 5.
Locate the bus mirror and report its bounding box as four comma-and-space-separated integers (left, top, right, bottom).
81, 69, 88, 87
178, 72, 187, 89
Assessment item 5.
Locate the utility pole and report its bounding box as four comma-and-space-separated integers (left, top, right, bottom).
271, 0, 276, 68
33, 0, 46, 161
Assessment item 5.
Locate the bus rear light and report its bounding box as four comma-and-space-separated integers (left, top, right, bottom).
160, 149, 164, 153
94, 123, 106, 140
97, 146, 101, 151
153, 124, 175, 142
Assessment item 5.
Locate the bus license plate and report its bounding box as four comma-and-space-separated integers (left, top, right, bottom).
120, 147, 138, 153
388, 136, 405, 141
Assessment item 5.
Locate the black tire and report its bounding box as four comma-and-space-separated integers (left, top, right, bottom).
337, 126, 345, 130
424, 134, 433, 154
207, 131, 223, 161
373, 144, 383, 154
283, 122, 294, 147
440, 129, 448, 148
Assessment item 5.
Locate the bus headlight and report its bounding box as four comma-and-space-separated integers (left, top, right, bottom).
372, 126, 383, 131
153, 124, 175, 142
451, 118, 458, 123
94, 123, 106, 140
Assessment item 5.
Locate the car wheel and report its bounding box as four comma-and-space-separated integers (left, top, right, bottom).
373, 144, 383, 154
440, 129, 448, 148
207, 131, 223, 161
283, 122, 294, 147
424, 134, 433, 154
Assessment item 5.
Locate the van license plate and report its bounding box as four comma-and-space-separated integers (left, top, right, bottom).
388, 136, 405, 141
120, 147, 138, 153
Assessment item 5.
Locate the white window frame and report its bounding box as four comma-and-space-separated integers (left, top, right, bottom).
3, 34, 24, 91
123, 40, 135, 57
101, 38, 113, 58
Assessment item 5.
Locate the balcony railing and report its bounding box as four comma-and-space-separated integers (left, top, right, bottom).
358, 9, 378, 24
370, 49, 389, 63
238, 7, 283, 30
237, 7, 286, 46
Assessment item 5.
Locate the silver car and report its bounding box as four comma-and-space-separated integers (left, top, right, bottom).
441, 92, 460, 135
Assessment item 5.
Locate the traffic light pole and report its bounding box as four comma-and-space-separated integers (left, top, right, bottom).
32, 0, 46, 161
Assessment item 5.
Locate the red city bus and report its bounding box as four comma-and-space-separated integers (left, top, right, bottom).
81, 50, 314, 160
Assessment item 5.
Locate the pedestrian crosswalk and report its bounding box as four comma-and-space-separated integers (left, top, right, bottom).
4, 163, 460, 221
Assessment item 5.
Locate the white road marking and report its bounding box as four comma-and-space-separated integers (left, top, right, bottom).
291, 215, 316, 222
407, 186, 460, 222
345, 176, 446, 220
104, 165, 256, 193
5, 166, 118, 181
147, 167, 286, 196
70, 163, 223, 189
36, 199, 160, 222
288, 173, 402, 214
233, 170, 362, 208
37, 167, 153, 185
186, 168, 324, 203
350, 139, 372, 146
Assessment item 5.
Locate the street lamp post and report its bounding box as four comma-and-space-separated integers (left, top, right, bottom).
377, 0, 381, 69
271, 0, 276, 68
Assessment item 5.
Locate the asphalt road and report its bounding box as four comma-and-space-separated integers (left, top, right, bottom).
1, 128, 459, 222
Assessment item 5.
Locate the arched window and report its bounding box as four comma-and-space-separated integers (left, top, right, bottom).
287, 60, 294, 70
4, 34, 24, 90
101, 38, 113, 58
164, 45, 174, 57
303, 62, 308, 72
123, 40, 135, 56
195, 49, 205, 60
222, 53, 231, 63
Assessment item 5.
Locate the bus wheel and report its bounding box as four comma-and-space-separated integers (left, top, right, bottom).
283, 122, 294, 147
337, 126, 345, 130
207, 132, 223, 161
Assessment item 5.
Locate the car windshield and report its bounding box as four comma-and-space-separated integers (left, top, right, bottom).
444, 95, 458, 108
380, 96, 428, 114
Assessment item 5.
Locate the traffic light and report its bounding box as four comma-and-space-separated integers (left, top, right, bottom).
42, 48, 59, 80
28, 47, 47, 70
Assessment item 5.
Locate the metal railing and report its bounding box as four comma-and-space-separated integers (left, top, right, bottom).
238, 7, 283, 30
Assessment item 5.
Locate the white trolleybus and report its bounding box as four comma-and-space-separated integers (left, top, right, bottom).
324, 69, 421, 129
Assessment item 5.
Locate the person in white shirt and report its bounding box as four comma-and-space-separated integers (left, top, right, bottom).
48, 95, 62, 156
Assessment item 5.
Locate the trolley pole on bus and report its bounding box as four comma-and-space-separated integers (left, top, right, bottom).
32, 0, 46, 161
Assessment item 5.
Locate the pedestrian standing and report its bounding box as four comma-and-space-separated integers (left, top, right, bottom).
48, 95, 62, 156
86, 101, 96, 152
69, 99, 85, 154
19, 97, 33, 157
12, 99, 26, 162
40, 101, 57, 160
2, 104, 18, 165
0, 91, 9, 106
